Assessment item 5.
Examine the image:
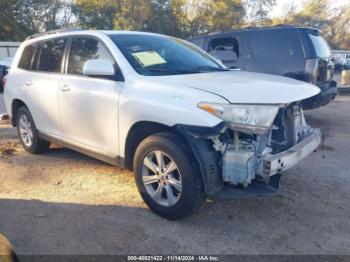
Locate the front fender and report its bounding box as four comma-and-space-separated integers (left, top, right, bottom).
118, 78, 226, 158
175, 123, 224, 195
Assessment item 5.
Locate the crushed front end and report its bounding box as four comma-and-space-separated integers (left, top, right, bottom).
176, 102, 321, 198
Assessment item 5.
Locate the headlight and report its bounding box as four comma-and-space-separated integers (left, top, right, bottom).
198, 102, 279, 134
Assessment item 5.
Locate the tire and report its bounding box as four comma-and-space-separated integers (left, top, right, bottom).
16, 106, 50, 154
133, 132, 203, 220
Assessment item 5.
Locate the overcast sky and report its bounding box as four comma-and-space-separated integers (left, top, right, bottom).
271, 0, 349, 17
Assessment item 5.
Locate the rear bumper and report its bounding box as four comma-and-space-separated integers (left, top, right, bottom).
303, 81, 337, 109
262, 128, 321, 176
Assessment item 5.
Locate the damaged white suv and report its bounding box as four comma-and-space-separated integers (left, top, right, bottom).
4, 30, 321, 219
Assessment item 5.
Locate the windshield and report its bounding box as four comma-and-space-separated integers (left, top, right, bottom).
109, 34, 227, 76
309, 34, 331, 58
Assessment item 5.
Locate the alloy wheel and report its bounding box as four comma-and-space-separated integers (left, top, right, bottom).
142, 150, 182, 207
19, 114, 34, 147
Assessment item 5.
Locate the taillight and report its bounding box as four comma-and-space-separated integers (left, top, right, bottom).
305, 59, 318, 84
2, 76, 7, 88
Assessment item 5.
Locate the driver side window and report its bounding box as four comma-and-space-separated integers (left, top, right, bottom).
67, 37, 115, 76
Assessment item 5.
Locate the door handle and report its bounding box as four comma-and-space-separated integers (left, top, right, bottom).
59, 84, 70, 92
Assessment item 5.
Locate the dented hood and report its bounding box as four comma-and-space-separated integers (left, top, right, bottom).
156, 71, 320, 104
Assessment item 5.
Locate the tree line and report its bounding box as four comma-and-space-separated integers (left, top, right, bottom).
0, 0, 349, 49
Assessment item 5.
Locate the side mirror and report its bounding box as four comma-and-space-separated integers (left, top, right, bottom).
83, 59, 115, 76
210, 50, 238, 63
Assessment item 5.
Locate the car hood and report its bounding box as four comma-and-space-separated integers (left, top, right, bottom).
155, 71, 320, 104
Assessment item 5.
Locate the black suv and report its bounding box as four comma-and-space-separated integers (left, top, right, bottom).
189, 26, 337, 109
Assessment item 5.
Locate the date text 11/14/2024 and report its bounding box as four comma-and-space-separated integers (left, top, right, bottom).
127, 255, 219, 261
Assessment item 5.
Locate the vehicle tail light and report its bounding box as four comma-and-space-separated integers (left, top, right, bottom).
305, 59, 318, 84
2, 76, 7, 89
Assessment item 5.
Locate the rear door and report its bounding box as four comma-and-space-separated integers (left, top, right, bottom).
245, 29, 305, 77
58, 36, 121, 156
18, 38, 67, 139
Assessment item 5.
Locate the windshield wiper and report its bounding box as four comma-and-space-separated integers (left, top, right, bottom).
139, 66, 201, 75
190, 66, 229, 72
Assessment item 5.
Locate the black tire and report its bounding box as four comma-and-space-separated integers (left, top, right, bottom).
16, 106, 50, 154
133, 132, 203, 220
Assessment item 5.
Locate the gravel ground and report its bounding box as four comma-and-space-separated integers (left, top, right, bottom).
0, 94, 350, 256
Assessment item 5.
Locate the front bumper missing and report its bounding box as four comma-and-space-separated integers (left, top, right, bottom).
212, 129, 321, 199
177, 123, 321, 199
262, 128, 321, 177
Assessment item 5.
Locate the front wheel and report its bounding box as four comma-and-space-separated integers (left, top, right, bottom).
133, 133, 203, 220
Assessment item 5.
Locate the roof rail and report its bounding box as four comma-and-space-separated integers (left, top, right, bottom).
242, 24, 295, 30
208, 31, 222, 35
272, 24, 295, 28
25, 28, 83, 40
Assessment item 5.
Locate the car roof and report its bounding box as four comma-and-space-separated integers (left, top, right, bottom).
189, 25, 321, 40
25, 28, 168, 43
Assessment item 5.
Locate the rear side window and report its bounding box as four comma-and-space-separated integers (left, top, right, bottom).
247, 30, 303, 59
37, 38, 67, 73
308, 34, 331, 58
18, 44, 36, 70
209, 37, 240, 58
67, 37, 114, 75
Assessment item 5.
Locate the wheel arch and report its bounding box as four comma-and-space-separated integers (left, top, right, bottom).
123, 121, 203, 175
124, 121, 175, 170
11, 99, 27, 127
124, 121, 223, 195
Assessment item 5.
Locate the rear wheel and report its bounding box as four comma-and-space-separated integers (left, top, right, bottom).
16, 106, 50, 154
133, 133, 203, 220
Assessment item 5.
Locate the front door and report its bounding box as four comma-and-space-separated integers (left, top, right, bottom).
59, 36, 121, 156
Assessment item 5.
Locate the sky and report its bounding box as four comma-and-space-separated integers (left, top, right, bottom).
271, 0, 349, 17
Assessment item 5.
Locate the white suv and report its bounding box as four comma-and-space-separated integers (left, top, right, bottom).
4, 29, 321, 220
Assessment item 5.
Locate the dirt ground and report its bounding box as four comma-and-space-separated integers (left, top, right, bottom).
0, 94, 350, 255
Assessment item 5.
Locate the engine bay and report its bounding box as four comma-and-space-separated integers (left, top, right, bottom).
210, 103, 315, 187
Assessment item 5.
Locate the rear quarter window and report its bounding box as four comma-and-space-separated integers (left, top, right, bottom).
18, 44, 36, 70
308, 34, 331, 58
247, 30, 304, 60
